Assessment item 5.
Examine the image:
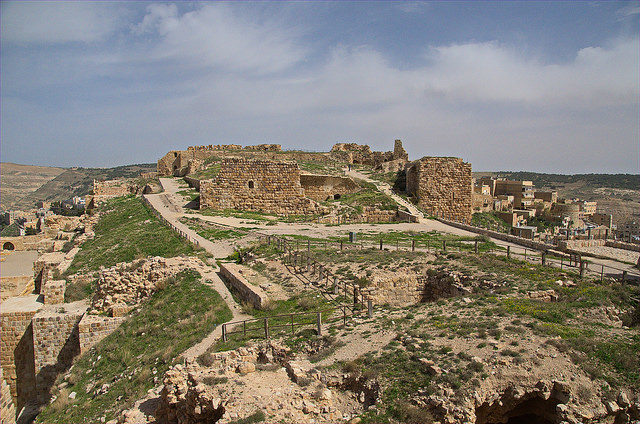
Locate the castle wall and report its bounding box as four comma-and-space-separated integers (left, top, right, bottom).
1, 368, 16, 424
32, 308, 84, 397
0, 296, 42, 411
41, 280, 65, 305
200, 158, 320, 216
78, 314, 125, 354
406, 157, 472, 224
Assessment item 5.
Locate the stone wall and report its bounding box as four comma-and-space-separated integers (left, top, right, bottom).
439, 219, 553, 251
41, 280, 65, 305
606, 240, 640, 252
0, 234, 47, 251
219, 263, 269, 309
78, 314, 126, 354
200, 158, 320, 216
32, 308, 84, 397
406, 157, 472, 224
330, 139, 408, 168
93, 179, 140, 197
0, 298, 42, 411
1, 368, 16, 424
299, 174, 360, 202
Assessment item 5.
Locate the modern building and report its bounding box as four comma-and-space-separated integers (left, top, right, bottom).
494, 180, 534, 209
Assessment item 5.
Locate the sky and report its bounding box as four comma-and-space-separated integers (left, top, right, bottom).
1, 1, 638, 173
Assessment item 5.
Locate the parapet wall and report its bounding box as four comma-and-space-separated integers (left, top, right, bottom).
219, 263, 268, 309
439, 219, 553, 251
407, 157, 472, 224
200, 158, 320, 216
78, 314, 126, 354
330, 139, 408, 168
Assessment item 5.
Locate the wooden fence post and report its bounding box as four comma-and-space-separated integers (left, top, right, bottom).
560, 255, 563, 269
264, 318, 269, 339
622, 270, 627, 283
343, 306, 347, 326
379, 239, 383, 250
412, 239, 415, 252
442, 240, 446, 252
507, 246, 510, 259
541, 252, 546, 266
222, 324, 227, 342
291, 315, 295, 334
316, 312, 322, 335
600, 265, 604, 282
353, 287, 358, 305
474, 240, 478, 254
334, 277, 339, 294
368, 299, 373, 318
579, 261, 585, 277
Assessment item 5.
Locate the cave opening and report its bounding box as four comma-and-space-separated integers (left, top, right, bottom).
476, 396, 559, 424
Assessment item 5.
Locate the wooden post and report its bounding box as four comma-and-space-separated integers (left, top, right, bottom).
396, 240, 399, 251
291, 315, 295, 334
222, 324, 227, 342
243, 321, 246, 337
560, 255, 563, 269
368, 299, 373, 318
524, 248, 527, 261
579, 261, 585, 277
379, 239, 383, 250
412, 239, 415, 252
507, 245, 510, 259
474, 240, 478, 254
600, 265, 604, 282
340, 241, 343, 250
622, 270, 627, 283
442, 240, 446, 252
343, 306, 347, 326
334, 277, 339, 294
353, 286, 358, 304
307, 240, 310, 253
541, 252, 546, 266
316, 312, 322, 335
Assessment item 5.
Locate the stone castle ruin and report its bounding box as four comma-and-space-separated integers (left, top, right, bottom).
157, 139, 472, 222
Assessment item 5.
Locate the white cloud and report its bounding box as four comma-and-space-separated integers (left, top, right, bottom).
1, 1, 123, 44
134, 3, 307, 74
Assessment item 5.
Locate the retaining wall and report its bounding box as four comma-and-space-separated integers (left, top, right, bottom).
78, 314, 126, 354
439, 219, 553, 251
219, 263, 268, 309
32, 309, 84, 397
41, 280, 65, 305
0, 368, 16, 424
606, 240, 640, 252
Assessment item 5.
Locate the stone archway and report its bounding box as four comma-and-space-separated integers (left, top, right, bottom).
3, 242, 15, 251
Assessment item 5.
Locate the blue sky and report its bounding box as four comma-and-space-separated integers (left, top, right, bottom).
1, 1, 638, 173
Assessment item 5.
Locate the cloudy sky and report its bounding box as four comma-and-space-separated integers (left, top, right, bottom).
1, 1, 638, 173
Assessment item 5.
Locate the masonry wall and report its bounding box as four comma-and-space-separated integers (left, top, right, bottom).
32, 310, 83, 397
93, 179, 140, 196
219, 263, 268, 309
0, 311, 38, 411
299, 175, 360, 202
41, 280, 65, 305
1, 368, 16, 424
78, 314, 125, 354
406, 157, 472, 224
200, 158, 320, 216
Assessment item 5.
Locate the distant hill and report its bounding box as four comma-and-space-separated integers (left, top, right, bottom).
1, 163, 65, 209
495, 172, 639, 191
1, 163, 157, 210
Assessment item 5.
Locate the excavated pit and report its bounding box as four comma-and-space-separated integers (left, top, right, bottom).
475, 396, 560, 424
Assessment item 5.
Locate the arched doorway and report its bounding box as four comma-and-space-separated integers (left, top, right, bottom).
3, 242, 15, 250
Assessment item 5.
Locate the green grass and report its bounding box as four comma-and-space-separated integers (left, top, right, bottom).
36, 269, 233, 423
328, 180, 398, 212
65, 196, 195, 275
471, 212, 511, 233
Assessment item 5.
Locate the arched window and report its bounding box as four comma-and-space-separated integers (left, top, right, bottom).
248, 181, 255, 189
3, 242, 15, 250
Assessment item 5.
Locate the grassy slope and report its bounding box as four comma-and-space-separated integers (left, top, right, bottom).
64, 196, 196, 301
66, 196, 194, 274
36, 269, 233, 423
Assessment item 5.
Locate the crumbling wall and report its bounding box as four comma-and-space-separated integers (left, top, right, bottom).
406, 157, 472, 224
300, 174, 360, 202
32, 308, 84, 397
0, 368, 16, 424
330, 139, 408, 168
200, 158, 320, 216
78, 314, 126, 354
93, 179, 140, 197
41, 280, 65, 305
